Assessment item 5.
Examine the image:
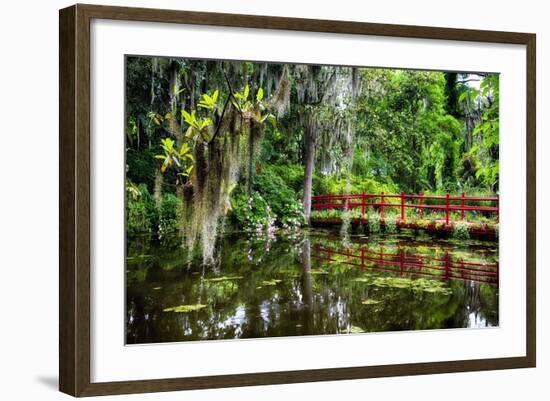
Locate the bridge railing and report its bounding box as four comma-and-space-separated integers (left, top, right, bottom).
311, 192, 499, 225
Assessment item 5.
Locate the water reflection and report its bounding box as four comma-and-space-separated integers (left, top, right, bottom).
126, 230, 499, 344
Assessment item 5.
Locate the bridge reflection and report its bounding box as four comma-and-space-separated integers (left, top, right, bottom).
311, 243, 498, 287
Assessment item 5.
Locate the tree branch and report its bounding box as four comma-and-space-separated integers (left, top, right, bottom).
208, 65, 238, 144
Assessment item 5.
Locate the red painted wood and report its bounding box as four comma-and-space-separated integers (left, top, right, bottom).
311, 192, 499, 229
461, 192, 465, 220
401, 192, 405, 222
445, 193, 450, 225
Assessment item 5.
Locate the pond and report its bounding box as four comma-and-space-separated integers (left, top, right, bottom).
126, 229, 499, 344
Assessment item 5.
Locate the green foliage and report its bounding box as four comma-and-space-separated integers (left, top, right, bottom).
155, 138, 194, 175
314, 174, 397, 195
197, 89, 219, 110
452, 221, 470, 240
182, 109, 214, 142
368, 211, 381, 234
126, 148, 157, 192
252, 167, 304, 228
230, 191, 274, 232
127, 184, 157, 236
384, 213, 398, 234
158, 193, 182, 236
270, 164, 304, 194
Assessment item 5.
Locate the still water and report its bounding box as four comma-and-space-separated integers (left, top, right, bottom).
126, 229, 499, 344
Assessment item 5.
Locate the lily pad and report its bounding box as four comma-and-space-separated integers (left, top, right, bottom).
349, 326, 365, 333
361, 299, 381, 305
260, 279, 282, 286
204, 276, 243, 282
163, 304, 207, 313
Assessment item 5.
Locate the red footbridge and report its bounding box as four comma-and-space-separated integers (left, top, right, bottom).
311, 192, 499, 237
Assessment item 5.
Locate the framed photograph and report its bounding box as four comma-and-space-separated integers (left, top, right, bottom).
59, 4, 536, 397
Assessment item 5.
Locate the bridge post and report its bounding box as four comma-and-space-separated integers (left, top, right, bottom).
445, 193, 450, 225
496, 195, 499, 223
419, 191, 423, 219
361, 192, 366, 218
328, 192, 332, 212
400, 192, 405, 223
399, 248, 404, 276
380, 192, 385, 219
461, 192, 465, 220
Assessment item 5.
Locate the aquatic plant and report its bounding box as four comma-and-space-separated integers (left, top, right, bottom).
163, 304, 207, 313
361, 299, 381, 305
204, 275, 243, 282
353, 276, 453, 295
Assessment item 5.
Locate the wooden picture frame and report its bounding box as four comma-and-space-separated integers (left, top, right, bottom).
59, 3, 536, 397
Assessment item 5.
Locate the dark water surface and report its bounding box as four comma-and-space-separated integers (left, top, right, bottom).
126, 230, 499, 344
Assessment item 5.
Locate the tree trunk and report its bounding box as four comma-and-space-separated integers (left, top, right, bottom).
153, 170, 163, 207
303, 116, 315, 222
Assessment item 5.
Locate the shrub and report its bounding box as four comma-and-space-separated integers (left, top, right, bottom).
313, 174, 397, 196
126, 183, 158, 235
127, 199, 151, 236
126, 148, 157, 192
230, 191, 275, 233
270, 164, 304, 195
384, 213, 398, 234
452, 221, 470, 240
368, 211, 381, 234
251, 166, 304, 228
158, 193, 182, 236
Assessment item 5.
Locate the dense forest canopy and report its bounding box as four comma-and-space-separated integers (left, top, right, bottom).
125, 56, 499, 262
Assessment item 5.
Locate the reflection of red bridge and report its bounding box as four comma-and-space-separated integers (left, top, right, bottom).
312, 244, 499, 286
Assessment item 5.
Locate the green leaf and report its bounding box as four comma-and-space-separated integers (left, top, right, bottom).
256, 87, 264, 101
243, 84, 249, 100
182, 109, 192, 124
